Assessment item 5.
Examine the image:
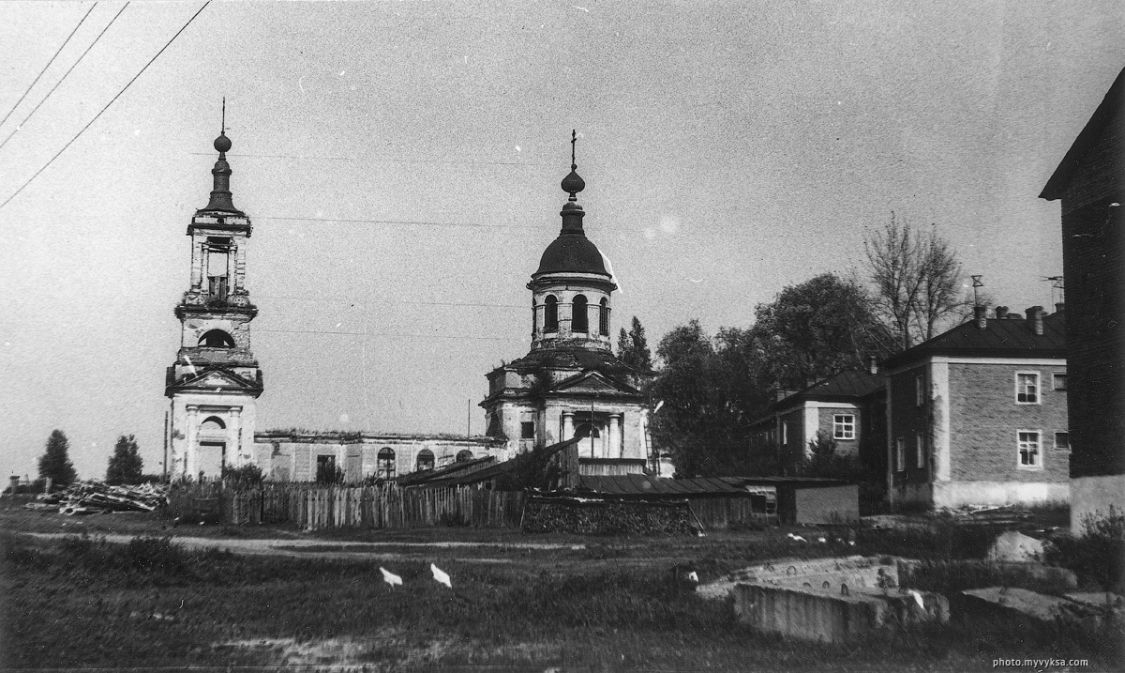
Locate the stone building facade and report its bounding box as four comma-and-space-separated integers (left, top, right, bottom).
1040, 67, 1125, 532
885, 307, 1069, 508
252, 431, 503, 482
165, 131, 263, 479
480, 137, 653, 475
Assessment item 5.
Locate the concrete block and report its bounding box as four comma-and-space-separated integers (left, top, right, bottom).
698, 556, 898, 601
733, 583, 887, 643
962, 587, 1105, 628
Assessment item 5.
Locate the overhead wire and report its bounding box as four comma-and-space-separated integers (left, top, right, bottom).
0, 3, 131, 154
0, 1, 211, 212
0, 3, 97, 131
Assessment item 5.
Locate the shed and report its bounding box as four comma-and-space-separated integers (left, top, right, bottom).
727, 477, 859, 525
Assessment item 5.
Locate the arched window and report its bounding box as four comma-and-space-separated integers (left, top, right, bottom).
456, 449, 474, 462
531, 298, 537, 337
200, 416, 226, 432
199, 330, 235, 348
415, 449, 434, 472
572, 294, 588, 333
544, 295, 558, 332
377, 447, 396, 479
575, 423, 600, 439
599, 298, 609, 336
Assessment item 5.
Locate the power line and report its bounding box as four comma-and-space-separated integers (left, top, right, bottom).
258, 215, 528, 230
254, 295, 525, 309
0, 2, 210, 213
190, 152, 542, 166
0, 3, 130, 154
256, 327, 517, 341
0, 3, 97, 132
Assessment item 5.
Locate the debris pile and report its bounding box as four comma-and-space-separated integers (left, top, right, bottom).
25, 482, 168, 515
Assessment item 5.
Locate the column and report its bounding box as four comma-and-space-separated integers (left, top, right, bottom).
561, 411, 574, 441
185, 406, 199, 478
609, 414, 622, 458
229, 407, 242, 467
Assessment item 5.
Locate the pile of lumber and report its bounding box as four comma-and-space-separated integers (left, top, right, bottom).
25, 482, 168, 515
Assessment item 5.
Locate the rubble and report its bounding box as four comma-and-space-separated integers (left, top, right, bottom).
25, 481, 168, 515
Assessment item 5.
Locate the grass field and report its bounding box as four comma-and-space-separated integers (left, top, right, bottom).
0, 507, 1120, 672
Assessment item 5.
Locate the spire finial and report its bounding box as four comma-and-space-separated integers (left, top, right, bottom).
221, 96, 226, 135
561, 130, 585, 202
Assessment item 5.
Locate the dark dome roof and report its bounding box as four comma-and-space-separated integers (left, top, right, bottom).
535, 233, 608, 276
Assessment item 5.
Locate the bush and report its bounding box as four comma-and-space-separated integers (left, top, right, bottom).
222, 463, 264, 489
1045, 507, 1125, 593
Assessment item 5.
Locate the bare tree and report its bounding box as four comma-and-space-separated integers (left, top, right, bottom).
864, 213, 968, 350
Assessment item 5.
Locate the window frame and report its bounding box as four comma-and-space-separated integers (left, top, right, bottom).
1054, 431, 1070, 451
915, 432, 925, 469
1017, 430, 1042, 469
895, 437, 905, 472
1052, 373, 1067, 391
520, 421, 535, 440
544, 295, 559, 333
572, 294, 588, 333
599, 297, 609, 336
1015, 371, 1041, 405
832, 414, 856, 440
377, 447, 396, 479
915, 375, 925, 407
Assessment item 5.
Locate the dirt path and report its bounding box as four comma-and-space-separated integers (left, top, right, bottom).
22, 531, 586, 563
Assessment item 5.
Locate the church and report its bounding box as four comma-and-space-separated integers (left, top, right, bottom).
165, 128, 650, 481
480, 134, 654, 476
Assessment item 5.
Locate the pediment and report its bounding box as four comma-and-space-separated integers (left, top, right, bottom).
552, 370, 639, 396
171, 367, 259, 394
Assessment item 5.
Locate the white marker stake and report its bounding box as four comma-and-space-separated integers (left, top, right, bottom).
431, 563, 452, 589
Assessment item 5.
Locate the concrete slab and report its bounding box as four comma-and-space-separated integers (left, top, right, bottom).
962, 587, 1104, 628
697, 555, 898, 601
987, 531, 1045, 563
732, 583, 949, 643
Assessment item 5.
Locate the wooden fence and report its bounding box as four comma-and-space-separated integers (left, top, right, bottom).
168, 483, 525, 530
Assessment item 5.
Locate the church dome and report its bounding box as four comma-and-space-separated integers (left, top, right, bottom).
534, 232, 609, 276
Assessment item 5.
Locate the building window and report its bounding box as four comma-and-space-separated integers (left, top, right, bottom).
521, 421, 535, 439
1052, 373, 1067, 391
1016, 372, 1040, 404
572, 294, 588, 333
1018, 431, 1042, 468
1055, 431, 1070, 450
915, 432, 925, 469
316, 455, 338, 484
915, 375, 925, 407
377, 447, 396, 479
415, 449, 434, 472
544, 295, 558, 332
896, 438, 905, 472
199, 329, 235, 348
456, 449, 474, 462
599, 298, 609, 336
832, 414, 855, 440
531, 298, 537, 337
781, 422, 788, 446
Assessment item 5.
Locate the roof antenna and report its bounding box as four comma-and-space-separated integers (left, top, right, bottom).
971, 275, 983, 307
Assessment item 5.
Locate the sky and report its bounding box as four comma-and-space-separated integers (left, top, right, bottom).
0, 1, 1122, 480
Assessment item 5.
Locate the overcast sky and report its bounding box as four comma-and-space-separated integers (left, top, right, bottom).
1, 1, 1122, 480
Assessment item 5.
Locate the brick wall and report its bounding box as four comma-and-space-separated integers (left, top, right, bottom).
889, 365, 929, 486
947, 362, 1068, 484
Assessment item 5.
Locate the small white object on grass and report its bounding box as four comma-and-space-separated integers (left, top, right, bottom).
431, 563, 452, 589
908, 590, 925, 611
786, 533, 806, 543
686, 570, 699, 583
379, 567, 403, 588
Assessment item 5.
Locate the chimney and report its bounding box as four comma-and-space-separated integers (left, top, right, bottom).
867, 354, 879, 375
995, 306, 1009, 319
1025, 306, 1044, 335
1055, 302, 1065, 314
973, 305, 988, 329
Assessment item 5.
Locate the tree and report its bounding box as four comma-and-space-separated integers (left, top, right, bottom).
106, 434, 143, 485
649, 321, 759, 477
864, 213, 970, 349
38, 429, 77, 488
616, 316, 653, 372
750, 273, 889, 390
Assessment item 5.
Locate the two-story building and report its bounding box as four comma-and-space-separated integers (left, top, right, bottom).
885, 306, 1069, 509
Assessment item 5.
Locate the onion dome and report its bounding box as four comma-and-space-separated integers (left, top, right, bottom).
533, 131, 610, 277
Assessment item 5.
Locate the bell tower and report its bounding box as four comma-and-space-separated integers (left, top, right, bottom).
165, 117, 263, 480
